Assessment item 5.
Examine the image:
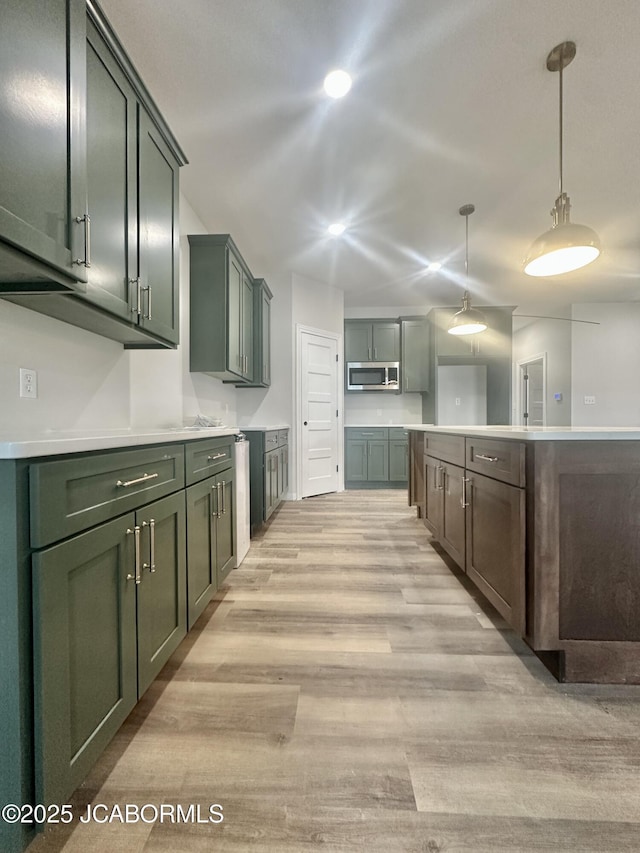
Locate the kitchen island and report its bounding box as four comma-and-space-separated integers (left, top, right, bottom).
407, 425, 640, 684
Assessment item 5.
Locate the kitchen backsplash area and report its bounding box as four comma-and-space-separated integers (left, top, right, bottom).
344, 390, 423, 425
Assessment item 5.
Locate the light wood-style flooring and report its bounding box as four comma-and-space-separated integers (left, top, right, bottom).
29, 490, 640, 852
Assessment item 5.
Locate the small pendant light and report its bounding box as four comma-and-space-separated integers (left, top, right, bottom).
523, 41, 601, 277
448, 204, 487, 336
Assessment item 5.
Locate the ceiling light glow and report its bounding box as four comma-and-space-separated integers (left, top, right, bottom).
323, 70, 352, 99
426, 261, 442, 272
328, 223, 346, 236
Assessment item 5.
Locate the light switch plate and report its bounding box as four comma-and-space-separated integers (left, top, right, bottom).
584, 395, 596, 405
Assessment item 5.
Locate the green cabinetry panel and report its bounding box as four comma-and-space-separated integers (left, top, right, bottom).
33, 515, 138, 805
189, 234, 255, 382
0, 1, 185, 349
245, 429, 289, 532
344, 427, 407, 488
401, 318, 429, 392
344, 320, 400, 362
0, 0, 88, 292
186, 465, 235, 627
237, 278, 272, 388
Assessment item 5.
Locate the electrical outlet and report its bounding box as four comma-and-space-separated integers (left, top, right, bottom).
584, 395, 596, 405
455, 397, 461, 406
20, 368, 38, 399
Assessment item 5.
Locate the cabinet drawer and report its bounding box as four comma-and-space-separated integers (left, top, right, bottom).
424, 432, 465, 466
185, 436, 234, 485
389, 427, 409, 440
346, 428, 389, 441
277, 429, 289, 447
265, 430, 280, 450
30, 444, 185, 548
465, 437, 525, 487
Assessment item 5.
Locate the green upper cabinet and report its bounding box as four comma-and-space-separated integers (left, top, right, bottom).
237, 278, 272, 388
401, 318, 429, 392
345, 320, 400, 362
189, 234, 255, 382
0, 0, 88, 291
0, 1, 185, 349
82, 15, 180, 347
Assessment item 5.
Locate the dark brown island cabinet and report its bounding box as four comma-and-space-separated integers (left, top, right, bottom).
408, 426, 640, 684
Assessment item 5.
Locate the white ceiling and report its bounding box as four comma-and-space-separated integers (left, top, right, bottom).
100, 0, 640, 311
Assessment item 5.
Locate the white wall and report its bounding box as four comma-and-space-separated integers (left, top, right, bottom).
512, 308, 572, 427
0, 287, 131, 433
571, 303, 640, 426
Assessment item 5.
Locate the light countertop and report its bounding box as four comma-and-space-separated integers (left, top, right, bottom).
345, 424, 415, 429
0, 427, 240, 459
404, 424, 640, 441
241, 425, 290, 432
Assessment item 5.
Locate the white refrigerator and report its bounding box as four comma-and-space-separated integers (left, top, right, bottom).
436, 364, 487, 425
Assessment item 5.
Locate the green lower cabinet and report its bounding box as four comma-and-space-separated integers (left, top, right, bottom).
345, 439, 367, 481
33, 491, 186, 805
33, 514, 138, 806
367, 440, 389, 481
264, 448, 280, 520
345, 428, 408, 488
186, 470, 235, 627
389, 438, 409, 481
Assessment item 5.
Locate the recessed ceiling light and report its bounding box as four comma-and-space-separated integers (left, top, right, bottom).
323, 70, 352, 99
426, 261, 442, 272
328, 222, 346, 236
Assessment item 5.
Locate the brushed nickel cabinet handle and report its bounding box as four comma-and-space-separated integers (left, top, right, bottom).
142, 519, 156, 573
126, 525, 141, 584
476, 453, 499, 463
141, 284, 151, 320
73, 213, 91, 267
220, 481, 226, 515
116, 472, 159, 488
207, 452, 226, 462
211, 484, 218, 518
461, 477, 471, 508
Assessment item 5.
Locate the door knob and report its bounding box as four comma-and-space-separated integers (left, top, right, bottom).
303, 421, 308, 426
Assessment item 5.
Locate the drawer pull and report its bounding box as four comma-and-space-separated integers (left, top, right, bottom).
361, 432, 375, 436
207, 452, 227, 462
116, 472, 159, 488
476, 453, 499, 463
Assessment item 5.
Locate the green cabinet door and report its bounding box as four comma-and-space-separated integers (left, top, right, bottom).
241, 270, 254, 381
0, 0, 87, 290
389, 439, 409, 481
137, 107, 180, 345
186, 478, 217, 627
424, 455, 443, 536
367, 440, 390, 481
264, 448, 279, 519
258, 282, 272, 386
344, 322, 373, 361
371, 322, 400, 361
401, 319, 429, 392
33, 514, 138, 805
85, 20, 137, 322
278, 445, 289, 498
345, 439, 367, 481
215, 472, 235, 586
135, 491, 186, 696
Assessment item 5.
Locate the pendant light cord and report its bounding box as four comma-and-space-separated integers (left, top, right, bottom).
558, 45, 564, 197
465, 213, 469, 281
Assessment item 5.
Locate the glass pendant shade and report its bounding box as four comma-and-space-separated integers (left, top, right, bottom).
448, 291, 487, 336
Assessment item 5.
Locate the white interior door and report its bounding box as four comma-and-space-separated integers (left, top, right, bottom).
298, 329, 340, 498
520, 356, 546, 426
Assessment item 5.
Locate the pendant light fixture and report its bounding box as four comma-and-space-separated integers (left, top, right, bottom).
523, 41, 601, 277
448, 204, 487, 336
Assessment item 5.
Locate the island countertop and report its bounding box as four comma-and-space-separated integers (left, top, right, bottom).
404, 424, 640, 441
0, 426, 240, 459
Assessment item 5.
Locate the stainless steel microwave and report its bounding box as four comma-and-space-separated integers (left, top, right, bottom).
347, 362, 400, 391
